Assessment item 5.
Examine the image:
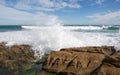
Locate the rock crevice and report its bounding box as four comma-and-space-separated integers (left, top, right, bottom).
43, 46, 120, 75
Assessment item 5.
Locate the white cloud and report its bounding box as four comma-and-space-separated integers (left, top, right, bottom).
95, 0, 104, 5
0, 0, 81, 11
37, 0, 81, 8
0, 5, 61, 25
87, 10, 120, 25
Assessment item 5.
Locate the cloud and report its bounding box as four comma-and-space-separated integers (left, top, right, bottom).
87, 10, 120, 25
33, 0, 81, 8
0, 5, 61, 25
95, 0, 104, 5
0, 0, 81, 11
0, 0, 5, 4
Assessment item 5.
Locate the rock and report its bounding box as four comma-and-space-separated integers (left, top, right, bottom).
60, 46, 115, 56
0, 44, 35, 73
43, 46, 115, 75
0, 42, 7, 50
91, 50, 120, 75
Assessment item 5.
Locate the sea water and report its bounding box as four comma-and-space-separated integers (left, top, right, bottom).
0, 25, 120, 58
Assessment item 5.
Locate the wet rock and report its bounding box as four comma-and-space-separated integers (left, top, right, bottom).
43, 46, 115, 75
92, 50, 120, 75
0, 67, 14, 75
0, 42, 6, 50
0, 43, 35, 73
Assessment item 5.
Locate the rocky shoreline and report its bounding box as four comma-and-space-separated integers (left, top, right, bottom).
0, 42, 120, 75
0, 42, 53, 75
43, 46, 120, 75
0, 42, 35, 75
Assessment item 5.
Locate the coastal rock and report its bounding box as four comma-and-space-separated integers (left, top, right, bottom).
60, 46, 115, 55
0, 42, 6, 50
92, 50, 120, 75
104, 50, 120, 67
43, 46, 115, 75
0, 43, 35, 73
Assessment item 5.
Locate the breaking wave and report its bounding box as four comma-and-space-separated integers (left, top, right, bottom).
0, 25, 120, 59
22, 25, 120, 30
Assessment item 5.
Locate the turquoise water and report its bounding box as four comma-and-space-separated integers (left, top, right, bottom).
64, 25, 120, 33
0, 25, 119, 33
0, 25, 22, 32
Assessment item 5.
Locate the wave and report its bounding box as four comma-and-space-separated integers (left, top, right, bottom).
0, 25, 120, 58
22, 25, 103, 30
22, 25, 120, 30
0, 25, 22, 32
107, 26, 120, 30
22, 26, 55, 30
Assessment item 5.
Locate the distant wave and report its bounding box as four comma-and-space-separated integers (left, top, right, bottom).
22, 26, 44, 29
107, 26, 119, 30
22, 25, 102, 30
0, 25, 22, 32
22, 25, 120, 30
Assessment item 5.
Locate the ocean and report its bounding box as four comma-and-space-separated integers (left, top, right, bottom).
0, 25, 120, 57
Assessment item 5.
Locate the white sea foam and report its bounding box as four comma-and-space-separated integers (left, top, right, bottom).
22, 25, 106, 30
0, 26, 120, 59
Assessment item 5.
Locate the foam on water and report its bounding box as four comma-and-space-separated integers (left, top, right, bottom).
0, 25, 120, 59
22, 25, 103, 30
22, 25, 120, 31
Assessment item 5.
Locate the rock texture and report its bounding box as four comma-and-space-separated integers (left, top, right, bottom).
0, 43, 35, 73
92, 50, 120, 75
43, 46, 116, 75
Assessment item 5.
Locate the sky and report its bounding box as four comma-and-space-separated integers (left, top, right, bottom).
0, 0, 120, 25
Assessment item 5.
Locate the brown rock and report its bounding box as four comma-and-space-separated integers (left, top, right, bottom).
60, 46, 115, 55
105, 50, 120, 67
92, 50, 120, 75
0, 42, 7, 50
91, 63, 120, 75
0, 44, 35, 73
43, 46, 115, 75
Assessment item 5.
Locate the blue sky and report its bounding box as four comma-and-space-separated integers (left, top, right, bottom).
0, 0, 120, 25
